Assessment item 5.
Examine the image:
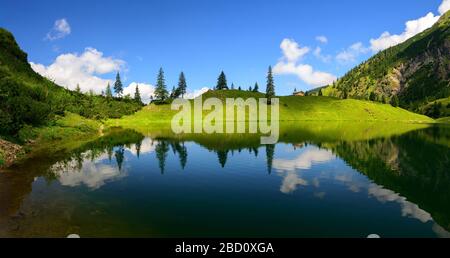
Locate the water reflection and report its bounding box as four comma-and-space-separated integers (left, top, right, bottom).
0, 124, 449, 237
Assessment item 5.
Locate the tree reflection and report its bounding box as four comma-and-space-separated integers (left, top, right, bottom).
266, 144, 275, 174
155, 141, 170, 174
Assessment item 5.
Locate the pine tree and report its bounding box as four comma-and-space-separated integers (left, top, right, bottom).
238, 86, 242, 91
253, 82, 259, 92
216, 71, 228, 90
75, 83, 81, 93
114, 72, 123, 97
265, 66, 275, 104
170, 86, 176, 99
318, 89, 323, 96
177, 72, 187, 98
105, 83, 113, 99
155, 67, 168, 101
134, 84, 142, 104
231, 83, 235, 90
249, 86, 252, 91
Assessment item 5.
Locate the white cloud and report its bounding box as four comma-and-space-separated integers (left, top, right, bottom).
315, 35, 328, 44
46, 18, 71, 41
123, 82, 155, 104
336, 42, 369, 63
273, 61, 336, 87
280, 38, 310, 62
184, 87, 210, 99
30, 47, 125, 94
274, 38, 337, 87
370, 12, 440, 52
313, 47, 332, 63
439, 0, 450, 15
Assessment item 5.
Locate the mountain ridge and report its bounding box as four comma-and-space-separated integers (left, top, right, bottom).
322, 11, 450, 118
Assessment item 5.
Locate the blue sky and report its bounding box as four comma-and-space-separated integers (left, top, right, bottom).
0, 0, 448, 99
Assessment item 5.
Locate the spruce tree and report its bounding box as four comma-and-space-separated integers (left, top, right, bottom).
75, 83, 81, 93
231, 83, 235, 90
249, 86, 252, 91
105, 83, 113, 99
114, 72, 123, 97
177, 72, 187, 98
265, 66, 275, 104
216, 71, 228, 90
170, 86, 176, 99
134, 84, 142, 104
155, 67, 168, 101
253, 82, 259, 92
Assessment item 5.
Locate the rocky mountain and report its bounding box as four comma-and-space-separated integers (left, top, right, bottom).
323, 11, 450, 118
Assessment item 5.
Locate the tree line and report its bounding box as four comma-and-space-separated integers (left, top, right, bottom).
106, 66, 276, 105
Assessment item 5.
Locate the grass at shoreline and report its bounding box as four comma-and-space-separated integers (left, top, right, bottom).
107, 91, 434, 130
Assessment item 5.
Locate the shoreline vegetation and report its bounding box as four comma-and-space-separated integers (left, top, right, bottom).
0, 98, 437, 170
0, 26, 446, 170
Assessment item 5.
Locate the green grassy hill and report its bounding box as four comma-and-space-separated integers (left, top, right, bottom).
322, 11, 450, 117
107, 90, 433, 130
0, 28, 142, 139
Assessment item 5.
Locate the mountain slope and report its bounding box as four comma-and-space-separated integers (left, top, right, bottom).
0, 28, 142, 138
323, 11, 450, 117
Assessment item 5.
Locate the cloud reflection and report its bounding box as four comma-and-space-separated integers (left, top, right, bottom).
51, 152, 126, 190
274, 147, 335, 194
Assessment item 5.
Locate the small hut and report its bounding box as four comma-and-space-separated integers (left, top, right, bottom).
293, 91, 305, 97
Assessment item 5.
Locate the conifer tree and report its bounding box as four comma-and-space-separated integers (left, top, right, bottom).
75, 83, 81, 93
114, 72, 123, 97
265, 66, 275, 104
253, 82, 259, 92
105, 83, 113, 99
134, 84, 142, 104
154, 67, 168, 101
216, 71, 228, 90
177, 72, 187, 98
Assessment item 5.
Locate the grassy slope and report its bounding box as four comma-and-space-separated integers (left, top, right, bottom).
107, 90, 433, 129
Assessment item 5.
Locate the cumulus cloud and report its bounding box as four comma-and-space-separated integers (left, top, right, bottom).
370, 12, 440, 52
123, 82, 155, 104
280, 38, 310, 62
336, 42, 369, 63
439, 0, 450, 15
30, 47, 125, 94
184, 87, 210, 99
315, 35, 328, 44
274, 38, 337, 87
273, 61, 337, 87
313, 47, 332, 63
46, 18, 71, 41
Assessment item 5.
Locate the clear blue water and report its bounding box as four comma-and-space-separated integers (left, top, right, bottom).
1, 125, 449, 237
